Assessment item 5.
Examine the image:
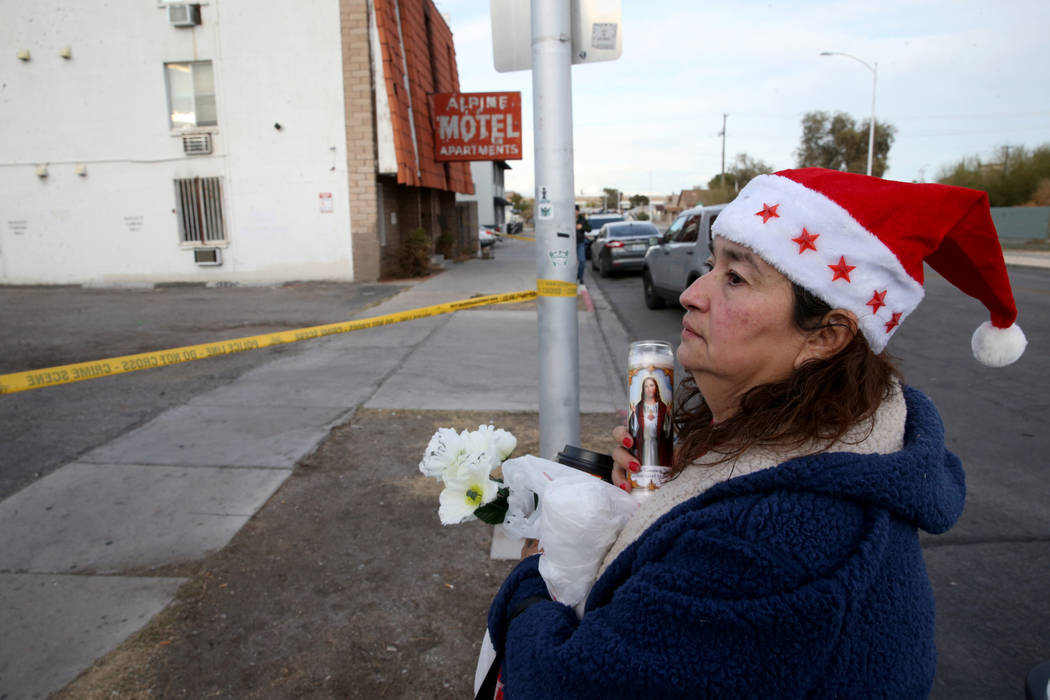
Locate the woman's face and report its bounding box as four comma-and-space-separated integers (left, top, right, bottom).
678, 237, 811, 420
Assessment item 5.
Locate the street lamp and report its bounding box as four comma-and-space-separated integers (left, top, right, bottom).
820, 51, 878, 176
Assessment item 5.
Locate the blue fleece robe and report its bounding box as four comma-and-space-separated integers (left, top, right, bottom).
488, 386, 965, 698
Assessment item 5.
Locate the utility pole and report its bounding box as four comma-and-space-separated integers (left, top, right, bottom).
719, 113, 727, 190
531, 0, 579, 459
648, 170, 654, 221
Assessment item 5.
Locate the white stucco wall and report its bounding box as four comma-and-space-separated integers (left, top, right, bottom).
458, 161, 497, 228
0, 0, 353, 284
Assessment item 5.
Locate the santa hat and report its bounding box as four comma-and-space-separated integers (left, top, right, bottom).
712, 168, 1026, 367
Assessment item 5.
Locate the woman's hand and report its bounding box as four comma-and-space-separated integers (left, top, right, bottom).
611, 425, 640, 493
520, 538, 541, 559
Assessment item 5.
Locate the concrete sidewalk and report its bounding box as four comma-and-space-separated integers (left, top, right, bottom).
1004, 248, 1050, 269
0, 236, 627, 699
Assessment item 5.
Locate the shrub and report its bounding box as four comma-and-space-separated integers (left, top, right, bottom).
399, 227, 432, 278
437, 230, 457, 258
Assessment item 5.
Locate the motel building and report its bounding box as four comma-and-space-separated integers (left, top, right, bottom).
0, 0, 479, 285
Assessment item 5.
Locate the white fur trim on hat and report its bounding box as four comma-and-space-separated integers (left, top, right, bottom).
712, 174, 924, 354
971, 321, 1027, 367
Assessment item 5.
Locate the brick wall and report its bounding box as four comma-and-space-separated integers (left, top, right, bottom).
340, 0, 381, 281
341, 0, 477, 280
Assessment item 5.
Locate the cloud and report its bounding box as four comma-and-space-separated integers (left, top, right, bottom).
445, 0, 1050, 194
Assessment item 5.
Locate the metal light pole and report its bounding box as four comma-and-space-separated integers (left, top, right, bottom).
719, 113, 727, 187
532, 0, 579, 459
820, 51, 878, 176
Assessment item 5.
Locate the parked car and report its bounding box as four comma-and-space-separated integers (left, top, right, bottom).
478, 228, 496, 248
641, 203, 727, 308
589, 221, 661, 277
583, 213, 625, 258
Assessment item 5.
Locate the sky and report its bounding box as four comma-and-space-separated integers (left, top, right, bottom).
433, 0, 1050, 201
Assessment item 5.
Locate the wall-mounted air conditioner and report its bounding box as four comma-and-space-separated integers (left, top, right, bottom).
193, 248, 222, 266
168, 3, 201, 27
182, 133, 212, 155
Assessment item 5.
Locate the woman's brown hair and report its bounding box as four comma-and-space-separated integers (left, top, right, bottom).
672, 282, 901, 472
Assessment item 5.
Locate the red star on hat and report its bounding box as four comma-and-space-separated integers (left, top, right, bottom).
755, 203, 780, 223
828, 256, 856, 283
885, 311, 903, 333
791, 228, 820, 254
866, 289, 888, 314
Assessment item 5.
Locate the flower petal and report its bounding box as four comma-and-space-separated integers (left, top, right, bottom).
437, 475, 500, 525
492, 428, 517, 461
419, 428, 464, 478
475, 424, 517, 463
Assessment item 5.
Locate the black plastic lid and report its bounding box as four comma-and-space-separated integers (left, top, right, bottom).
556, 444, 614, 483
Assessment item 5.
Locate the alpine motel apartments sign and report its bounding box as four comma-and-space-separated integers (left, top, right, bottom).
429, 91, 522, 161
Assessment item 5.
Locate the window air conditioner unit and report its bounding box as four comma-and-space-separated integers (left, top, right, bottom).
193, 248, 222, 266
182, 133, 212, 155
168, 3, 201, 27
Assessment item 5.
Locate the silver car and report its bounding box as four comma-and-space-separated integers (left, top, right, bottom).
589, 221, 661, 277
641, 203, 726, 308
583, 213, 625, 259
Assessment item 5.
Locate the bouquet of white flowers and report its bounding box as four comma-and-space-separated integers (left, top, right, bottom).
419, 426, 639, 615
418, 424, 518, 525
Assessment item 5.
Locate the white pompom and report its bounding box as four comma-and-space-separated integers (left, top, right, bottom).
971, 321, 1027, 367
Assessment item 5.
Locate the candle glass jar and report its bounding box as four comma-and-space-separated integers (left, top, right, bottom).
626, 340, 674, 495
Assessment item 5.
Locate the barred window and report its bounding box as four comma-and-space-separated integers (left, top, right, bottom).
174, 176, 226, 244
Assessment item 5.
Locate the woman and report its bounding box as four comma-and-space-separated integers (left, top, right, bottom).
626, 375, 672, 470
486, 168, 1026, 698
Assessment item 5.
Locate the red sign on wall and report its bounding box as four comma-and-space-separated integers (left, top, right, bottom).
429, 92, 523, 161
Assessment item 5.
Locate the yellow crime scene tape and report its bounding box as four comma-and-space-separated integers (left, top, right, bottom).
0, 289, 540, 395
536, 278, 579, 297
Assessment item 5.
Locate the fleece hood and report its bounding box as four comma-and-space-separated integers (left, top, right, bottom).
702, 385, 965, 534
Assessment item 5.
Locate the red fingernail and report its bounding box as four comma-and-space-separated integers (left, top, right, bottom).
629, 461, 640, 473
621, 437, 632, 448
619, 482, 628, 491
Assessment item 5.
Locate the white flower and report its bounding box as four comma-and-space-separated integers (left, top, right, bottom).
475, 424, 517, 467
438, 470, 500, 525
419, 428, 467, 479
420, 424, 517, 526
458, 427, 497, 473
488, 425, 518, 461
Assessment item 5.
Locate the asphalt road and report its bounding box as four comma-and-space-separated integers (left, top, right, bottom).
589, 263, 1050, 699
0, 281, 408, 500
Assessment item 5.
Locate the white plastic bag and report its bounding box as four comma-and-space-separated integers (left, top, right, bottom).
500, 455, 639, 617
501, 455, 581, 540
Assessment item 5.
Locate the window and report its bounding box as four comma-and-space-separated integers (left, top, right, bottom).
665, 214, 686, 239
165, 61, 217, 129
673, 215, 701, 243
174, 177, 226, 243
